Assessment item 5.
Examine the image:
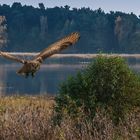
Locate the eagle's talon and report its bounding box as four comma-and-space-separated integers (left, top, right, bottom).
25, 73, 29, 78
31, 72, 35, 78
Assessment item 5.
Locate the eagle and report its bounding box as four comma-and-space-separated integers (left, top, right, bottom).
0, 32, 80, 78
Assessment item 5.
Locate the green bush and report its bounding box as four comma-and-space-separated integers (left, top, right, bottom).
55, 55, 140, 124
55, 72, 94, 120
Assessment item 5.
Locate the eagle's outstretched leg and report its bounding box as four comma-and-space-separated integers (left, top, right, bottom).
25, 73, 29, 78
31, 72, 35, 78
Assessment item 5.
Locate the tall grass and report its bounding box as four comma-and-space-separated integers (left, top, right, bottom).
0, 96, 140, 140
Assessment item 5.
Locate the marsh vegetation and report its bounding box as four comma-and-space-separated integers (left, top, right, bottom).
0, 96, 140, 140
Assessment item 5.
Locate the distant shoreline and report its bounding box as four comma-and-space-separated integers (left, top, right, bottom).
2, 53, 140, 58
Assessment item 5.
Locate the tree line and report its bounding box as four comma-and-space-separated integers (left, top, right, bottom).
0, 2, 140, 53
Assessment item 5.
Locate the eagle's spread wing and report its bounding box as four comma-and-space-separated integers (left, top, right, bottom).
34, 32, 80, 62
0, 51, 25, 64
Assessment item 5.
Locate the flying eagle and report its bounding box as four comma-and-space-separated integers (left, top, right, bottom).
0, 32, 80, 78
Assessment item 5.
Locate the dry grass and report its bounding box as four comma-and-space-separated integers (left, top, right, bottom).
0, 96, 140, 140
0, 96, 55, 140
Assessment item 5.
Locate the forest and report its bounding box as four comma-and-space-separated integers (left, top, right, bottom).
0, 2, 140, 53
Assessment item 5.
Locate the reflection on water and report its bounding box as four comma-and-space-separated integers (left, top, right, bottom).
0, 63, 85, 96
0, 55, 140, 96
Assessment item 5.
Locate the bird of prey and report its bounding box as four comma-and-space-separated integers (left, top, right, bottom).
0, 32, 80, 78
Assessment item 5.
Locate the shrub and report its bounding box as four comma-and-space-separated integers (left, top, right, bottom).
55, 72, 94, 120
55, 55, 140, 124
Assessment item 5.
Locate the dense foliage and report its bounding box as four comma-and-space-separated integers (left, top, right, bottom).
0, 3, 140, 52
55, 56, 140, 124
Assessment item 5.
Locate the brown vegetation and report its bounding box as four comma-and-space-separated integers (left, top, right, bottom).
0, 96, 140, 140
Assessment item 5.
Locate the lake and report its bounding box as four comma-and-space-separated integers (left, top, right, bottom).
0, 53, 140, 96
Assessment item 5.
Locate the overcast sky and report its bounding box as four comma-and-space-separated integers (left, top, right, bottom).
0, 0, 140, 15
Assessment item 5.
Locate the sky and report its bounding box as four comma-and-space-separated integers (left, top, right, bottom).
0, 0, 140, 16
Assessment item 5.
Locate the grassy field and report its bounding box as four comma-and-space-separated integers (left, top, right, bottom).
0, 96, 55, 140
0, 96, 140, 140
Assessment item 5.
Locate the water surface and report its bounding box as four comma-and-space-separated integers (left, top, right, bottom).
0, 54, 140, 96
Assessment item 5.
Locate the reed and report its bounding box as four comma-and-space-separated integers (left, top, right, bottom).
0, 96, 140, 140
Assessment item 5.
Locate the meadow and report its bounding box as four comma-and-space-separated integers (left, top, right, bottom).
0, 96, 140, 140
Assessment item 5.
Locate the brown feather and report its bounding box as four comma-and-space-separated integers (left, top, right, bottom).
0, 51, 25, 64
34, 32, 80, 62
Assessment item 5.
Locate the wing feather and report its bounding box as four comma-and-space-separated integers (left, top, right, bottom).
0, 51, 25, 64
34, 32, 80, 62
